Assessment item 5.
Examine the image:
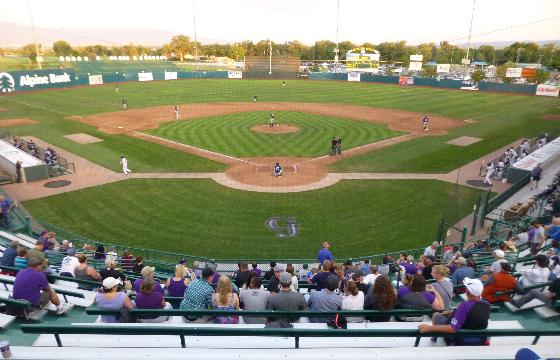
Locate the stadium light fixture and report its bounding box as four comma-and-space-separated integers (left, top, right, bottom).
26, 0, 42, 70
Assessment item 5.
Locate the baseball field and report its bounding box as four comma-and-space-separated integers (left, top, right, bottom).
1, 79, 559, 259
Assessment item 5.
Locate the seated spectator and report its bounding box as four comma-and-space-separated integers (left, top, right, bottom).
165, 264, 191, 308
351, 270, 369, 293
95, 277, 133, 323
308, 275, 342, 323
517, 255, 550, 290
100, 258, 126, 282
14, 247, 28, 271
132, 256, 144, 273
342, 280, 365, 322
27, 241, 46, 263
401, 255, 418, 275
58, 240, 70, 254
443, 246, 461, 265
363, 265, 380, 286
235, 262, 252, 289
422, 256, 435, 281
431, 265, 453, 310
286, 265, 298, 291
309, 260, 334, 291
105, 246, 117, 263
548, 240, 560, 257
486, 249, 507, 274
364, 275, 397, 322
342, 260, 354, 279
267, 264, 284, 293
360, 259, 371, 275
419, 278, 490, 346
510, 278, 560, 310
12, 257, 73, 315
119, 249, 134, 271
250, 262, 261, 278
424, 241, 439, 257
397, 274, 444, 313
59, 248, 79, 277
180, 267, 215, 322
264, 261, 276, 280
482, 262, 517, 303
94, 244, 106, 262
211, 275, 240, 324
240, 277, 270, 324
503, 238, 517, 253
266, 272, 307, 324
176, 259, 196, 281
451, 257, 475, 293
192, 260, 203, 279
135, 277, 172, 323
416, 255, 426, 274
74, 254, 102, 290
0, 240, 18, 269
297, 263, 312, 282
134, 266, 163, 294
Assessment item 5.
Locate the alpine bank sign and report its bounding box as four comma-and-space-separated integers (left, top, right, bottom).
20, 72, 72, 88
0, 70, 75, 93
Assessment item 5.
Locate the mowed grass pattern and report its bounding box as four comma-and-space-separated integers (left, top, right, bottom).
23, 179, 482, 259
149, 111, 402, 157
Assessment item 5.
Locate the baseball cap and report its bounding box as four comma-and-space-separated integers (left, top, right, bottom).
141, 266, 156, 277
463, 277, 483, 297
102, 277, 122, 290
178, 259, 186, 265
274, 264, 285, 272
456, 257, 467, 265
494, 250, 505, 258
67, 247, 76, 256
279, 272, 292, 285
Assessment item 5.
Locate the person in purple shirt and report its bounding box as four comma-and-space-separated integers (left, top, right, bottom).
0, 196, 15, 229
133, 266, 164, 294
317, 242, 334, 266
419, 277, 490, 346
134, 277, 172, 323
251, 262, 262, 278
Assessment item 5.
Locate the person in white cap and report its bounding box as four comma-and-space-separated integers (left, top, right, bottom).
487, 249, 507, 274
418, 277, 490, 346
94, 277, 133, 323
120, 155, 132, 174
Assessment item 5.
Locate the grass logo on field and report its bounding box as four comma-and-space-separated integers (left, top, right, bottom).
266, 217, 300, 238
0, 73, 15, 93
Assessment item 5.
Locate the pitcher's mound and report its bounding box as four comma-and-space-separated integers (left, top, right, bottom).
251, 124, 300, 134
446, 136, 482, 147
64, 133, 103, 144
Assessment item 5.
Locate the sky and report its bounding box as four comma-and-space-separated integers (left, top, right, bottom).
3, 0, 560, 45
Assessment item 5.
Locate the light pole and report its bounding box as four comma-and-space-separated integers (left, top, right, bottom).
268, 39, 272, 75
26, 0, 41, 70
192, 0, 199, 71
464, 0, 476, 78
334, 0, 340, 62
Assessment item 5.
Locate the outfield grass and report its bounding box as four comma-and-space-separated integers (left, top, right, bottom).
23, 178, 482, 259
149, 111, 403, 157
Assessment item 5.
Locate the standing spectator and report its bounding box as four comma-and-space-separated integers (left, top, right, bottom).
13, 257, 73, 315
180, 267, 215, 322
250, 262, 261, 278
363, 265, 380, 286
360, 259, 371, 275
364, 275, 397, 322
424, 241, 439, 257
59, 248, 79, 277
528, 220, 546, 255
317, 242, 334, 265
517, 255, 550, 290
431, 265, 453, 310
135, 277, 172, 323
0, 240, 18, 268
119, 249, 134, 270
14, 247, 28, 271
211, 276, 240, 324
266, 272, 307, 324
482, 262, 517, 303
99, 258, 126, 282
94, 277, 133, 323
308, 275, 342, 323
264, 261, 276, 281
451, 257, 475, 292
309, 260, 334, 291
419, 278, 490, 346
0, 195, 15, 229
342, 280, 364, 322
74, 254, 102, 290
531, 164, 543, 190
165, 264, 191, 308
132, 256, 144, 273
240, 277, 270, 324
267, 264, 284, 293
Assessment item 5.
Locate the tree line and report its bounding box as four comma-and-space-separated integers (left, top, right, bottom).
2, 36, 559, 70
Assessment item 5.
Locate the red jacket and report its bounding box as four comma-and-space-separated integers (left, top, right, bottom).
482, 271, 517, 303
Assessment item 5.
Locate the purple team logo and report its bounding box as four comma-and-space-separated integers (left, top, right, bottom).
266, 217, 300, 238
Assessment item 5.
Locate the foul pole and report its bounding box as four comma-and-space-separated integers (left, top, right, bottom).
26, 0, 42, 70
192, 0, 199, 71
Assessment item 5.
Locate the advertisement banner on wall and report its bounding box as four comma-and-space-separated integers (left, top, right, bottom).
138, 72, 153, 82
536, 84, 559, 97
0, 70, 75, 93
521, 68, 536, 78
399, 76, 414, 85
228, 71, 242, 79
347, 72, 361, 82
164, 71, 177, 80
408, 61, 422, 71
436, 64, 450, 73
88, 74, 103, 85
505, 68, 522, 78
410, 54, 423, 62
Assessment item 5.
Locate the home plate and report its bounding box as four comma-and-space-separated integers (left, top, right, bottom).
446, 136, 482, 147
117, 126, 124, 129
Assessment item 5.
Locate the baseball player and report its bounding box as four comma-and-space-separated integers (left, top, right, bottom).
269, 113, 275, 128
273, 162, 283, 177
282, 81, 286, 87
174, 105, 180, 121
253, 96, 258, 102
331, 137, 337, 156
120, 155, 132, 174
336, 136, 342, 155
422, 114, 429, 131
483, 162, 494, 186
115, 86, 119, 93
121, 98, 128, 111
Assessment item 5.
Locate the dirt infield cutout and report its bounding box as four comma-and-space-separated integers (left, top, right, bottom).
0, 118, 39, 127
446, 136, 483, 147
543, 115, 560, 121
64, 133, 103, 144
0, 107, 5, 112
251, 124, 300, 134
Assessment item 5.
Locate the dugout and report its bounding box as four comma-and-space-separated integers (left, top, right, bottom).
244, 56, 300, 79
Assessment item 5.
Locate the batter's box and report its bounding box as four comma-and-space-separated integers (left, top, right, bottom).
446, 136, 482, 147
64, 133, 103, 144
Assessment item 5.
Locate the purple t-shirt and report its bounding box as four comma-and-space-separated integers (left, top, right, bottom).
13, 268, 49, 305
450, 300, 486, 331
133, 278, 164, 294
135, 290, 164, 309
397, 286, 435, 304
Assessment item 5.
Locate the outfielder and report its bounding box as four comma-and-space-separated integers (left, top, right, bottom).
121, 98, 128, 111
422, 114, 429, 131
174, 105, 180, 121
269, 113, 275, 128
120, 155, 132, 174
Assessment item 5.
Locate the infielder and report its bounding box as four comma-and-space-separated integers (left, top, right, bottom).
483, 162, 494, 186
282, 81, 286, 87
120, 155, 132, 174
121, 98, 128, 111
174, 105, 180, 121
422, 114, 429, 131
273, 162, 283, 177
253, 96, 258, 102
269, 113, 275, 128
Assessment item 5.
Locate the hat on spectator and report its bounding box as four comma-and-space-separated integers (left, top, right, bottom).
456, 257, 467, 265
494, 250, 505, 258
102, 277, 122, 290
67, 247, 76, 256
202, 267, 214, 278
178, 259, 186, 264
141, 266, 156, 277
463, 277, 483, 297
279, 272, 292, 286
274, 264, 285, 272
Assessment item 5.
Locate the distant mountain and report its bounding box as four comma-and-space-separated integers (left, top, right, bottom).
454, 40, 560, 48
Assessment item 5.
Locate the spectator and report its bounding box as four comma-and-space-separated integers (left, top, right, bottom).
517, 255, 550, 290
94, 244, 106, 261
510, 278, 560, 310
401, 255, 418, 275
210, 263, 220, 285
180, 267, 215, 322
361, 259, 371, 275
106, 246, 117, 263
309, 260, 333, 291
99, 258, 126, 282
422, 256, 435, 281
94, 277, 133, 323
364, 275, 397, 322
342, 260, 354, 279
451, 257, 475, 292
135, 277, 172, 323
0, 195, 15, 229
503, 238, 517, 253
431, 265, 453, 310
363, 265, 380, 286
14, 247, 28, 271
397, 274, 444, 312
58, 240, 70, 254
487, 250, 508, 274
165, 264, 191, 308
0, 240, 18, 268
351, 270, 369, 294
211, 275, 240, 324
443, 246, 460, 265
317, 242, 334, 265
240, 277, 270, 324
27, 241, 46, 264
482, 262, 517, 303
424, 241, 439, 257
235, 262, 252, 289
192, 260, 202, 279
134, 266, 163, 294
298, 264, 312, 282
12, 257, 73, 315
119, 249, 134, 271
264, 261, 276, 281
286, 265, 298, 291
267, 264, 284, 293
419, 278, 490, 346
342, 280, 365, 322
266, 272, 307, 324
74, 254, 102, 290
416, 255, 426, 274
250, 262, 261, 278
529, 220, 546, 255
132, 256, 144, 273
308, 275, 342, 323
59, 248, 79, 277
